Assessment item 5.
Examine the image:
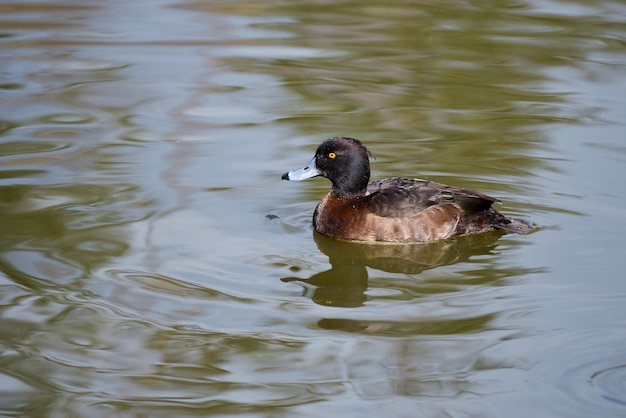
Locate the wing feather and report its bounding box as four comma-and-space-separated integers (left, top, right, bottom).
365, 178, 498, 218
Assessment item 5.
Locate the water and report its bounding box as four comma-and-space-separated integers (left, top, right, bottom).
1, 0, 626, 417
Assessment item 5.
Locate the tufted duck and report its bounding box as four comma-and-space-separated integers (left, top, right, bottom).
282, 136, 531, 242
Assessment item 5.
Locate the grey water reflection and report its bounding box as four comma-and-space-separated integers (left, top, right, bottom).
283, 231, 507, 308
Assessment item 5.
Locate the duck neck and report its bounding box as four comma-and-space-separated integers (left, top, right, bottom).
330, 175, 369, 198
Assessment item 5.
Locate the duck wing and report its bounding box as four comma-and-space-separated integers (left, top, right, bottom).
365, 178, 498, 218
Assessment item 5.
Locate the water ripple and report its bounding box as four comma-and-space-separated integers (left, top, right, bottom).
530, 330, 626, 416
590, 364, 626, 407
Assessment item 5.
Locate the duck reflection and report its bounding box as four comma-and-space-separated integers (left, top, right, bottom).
282, 231, 504, 308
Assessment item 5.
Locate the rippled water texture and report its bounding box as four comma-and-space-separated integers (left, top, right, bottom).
1, 1, 626, 417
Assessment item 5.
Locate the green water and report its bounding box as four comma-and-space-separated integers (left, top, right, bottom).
1, 1, 625, 417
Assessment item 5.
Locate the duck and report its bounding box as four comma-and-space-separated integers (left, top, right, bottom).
282, 136, 531, 243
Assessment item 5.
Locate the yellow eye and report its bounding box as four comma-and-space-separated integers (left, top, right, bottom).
328, 152, 336, 159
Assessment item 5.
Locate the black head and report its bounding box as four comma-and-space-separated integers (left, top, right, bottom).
312, 136, 372, 197
282, 136, 373, 197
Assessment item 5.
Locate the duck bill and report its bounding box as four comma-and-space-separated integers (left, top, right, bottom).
282, 157, 320, 181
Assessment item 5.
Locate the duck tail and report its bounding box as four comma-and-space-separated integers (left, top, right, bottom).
500, 218, 533, 234
484, 208, 533, 234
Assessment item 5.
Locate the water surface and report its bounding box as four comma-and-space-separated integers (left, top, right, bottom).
1, 1, 626, 417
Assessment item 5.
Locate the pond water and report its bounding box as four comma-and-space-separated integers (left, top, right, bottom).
1, 0, 626, 417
